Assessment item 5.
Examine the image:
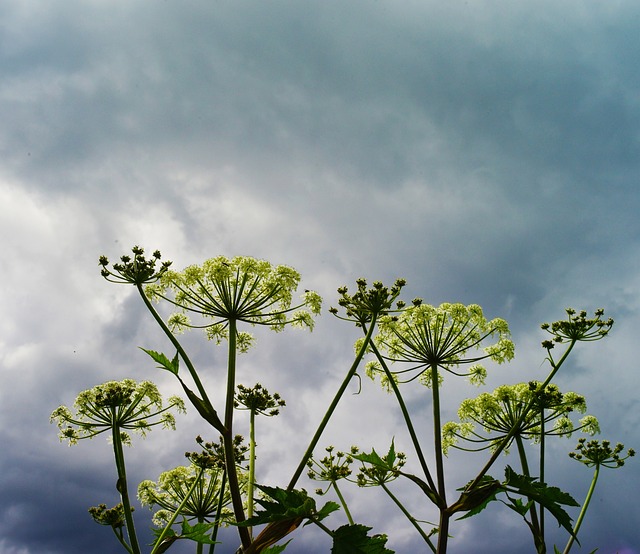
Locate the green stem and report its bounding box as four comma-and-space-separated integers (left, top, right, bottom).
331, 481, 354, 525
436, 511, 450, 554
111, 526, 134, 554
539, 406, 546, 547
150, 467, 206, 554
369, 341, 439, 499
111, 416, 141, 554
430, 363, 449, 554
562, 464, 600, 554
380, 482, 436, 552
430, 364, 446, 502
515, 436, 543, 553
208, 469, 227, 554
287, 313, 378, 490
247, 409, 257, 529
136, 284, 216, 420
223, 319, 251, 550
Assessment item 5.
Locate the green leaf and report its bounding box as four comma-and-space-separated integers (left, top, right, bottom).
504, 466, 579, 539
352, 440, 398, 470
179, 520, 219, 544
140, 348, 180, 375
503, 496, 534, 517
240, 486, 338, 527
331, 524, 394, 554
261, 540, 293, 553
453, 475, 503, 520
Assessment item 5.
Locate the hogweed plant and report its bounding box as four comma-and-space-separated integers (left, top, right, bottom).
50, 247, 633, 553
50, 379, 186, 554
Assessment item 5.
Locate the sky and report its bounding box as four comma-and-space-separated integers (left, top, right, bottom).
1, 1, 640, 553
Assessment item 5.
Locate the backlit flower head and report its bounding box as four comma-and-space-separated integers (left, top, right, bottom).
50, 379, 185, 446
99, 246, 172, 286
138, 464, 237, 526
373, 302, 514, 385
442, 382, 599, 454
144, 255, 321, 346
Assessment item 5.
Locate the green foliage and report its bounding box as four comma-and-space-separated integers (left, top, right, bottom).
239, 485, 340, 527
503, 466, 579, 538
140, 348, 180, 376
331, 524, 394, 554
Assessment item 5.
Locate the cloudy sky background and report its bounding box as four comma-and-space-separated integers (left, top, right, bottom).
1, 1, 640, 552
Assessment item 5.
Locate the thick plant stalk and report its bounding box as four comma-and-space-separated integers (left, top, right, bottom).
111, 419, 141, 554
223, 319, 251, 549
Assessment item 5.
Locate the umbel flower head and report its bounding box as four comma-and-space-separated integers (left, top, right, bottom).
372, 302, 514, 385
144, 255, 322, 349
234, 383, 285, 417
185, 435, 249, 471
569, 438, 635, 469
307, 445, 359, 495
540, 308, 614, 350
88, 503, 129, 529
50, 379, 186, 446
99, 246, 172, 286
138, 464, 236, 527
329, 278, 407, 326
442, 381, 599, 454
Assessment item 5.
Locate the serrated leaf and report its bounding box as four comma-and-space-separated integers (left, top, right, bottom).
179, 520, 219, 544
315, 501, 341, 522
241, 486, 316, 525
140, 348, 180, 375
352, 440, 398, 470
504, 496, 534, 517
331, 524, 394, 554
504, 466, 579, 540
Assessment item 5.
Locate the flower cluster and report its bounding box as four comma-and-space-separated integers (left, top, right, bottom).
569, 438, 635, 469
541, 308, 614, 350
144, 255, 321, 348
329, 278, 407, 326
88, 503, 129, 529
307, 446, 359, 495
50, 379, 185, 446
138, 464, 235, 527
99, 246, 172, 286
355, 448, 407, 487
234, 383, 285, 417
442, 382, 599, 454
185, 435, 249, 470
372, 302, 514, 385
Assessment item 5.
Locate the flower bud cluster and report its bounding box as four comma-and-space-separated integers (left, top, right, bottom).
329, 278, 407, 325
307, 445, 359, 494
569, 438, 635, 468
99, 246, 172, 285
186, 435, 248, 470
541, 308, 613, 349
234, 383, 285, 417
